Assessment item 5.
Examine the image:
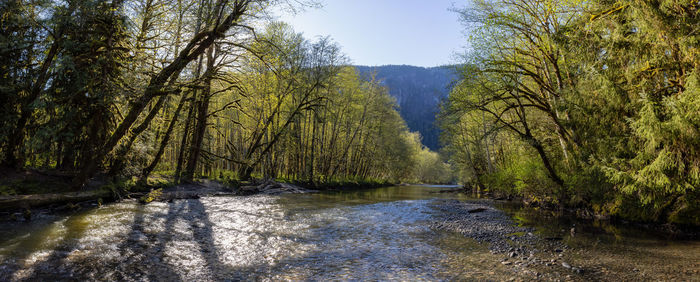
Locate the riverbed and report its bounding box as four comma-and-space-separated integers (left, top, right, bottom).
0, 185, 698, 281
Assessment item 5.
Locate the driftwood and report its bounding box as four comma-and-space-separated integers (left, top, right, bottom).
239, 179, 316, 195
0, 179, 314, 210
468, 207, 488, 213
0, 189, 112, 210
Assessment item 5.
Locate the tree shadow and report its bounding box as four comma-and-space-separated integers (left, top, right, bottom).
0, 215, 74, 280
13, 202, 187, 280
20, 210, 90, 280
6, 197, 426, 281
108, 201, 186, 281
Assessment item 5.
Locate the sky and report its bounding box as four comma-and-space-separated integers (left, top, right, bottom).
277, 0, 467, 67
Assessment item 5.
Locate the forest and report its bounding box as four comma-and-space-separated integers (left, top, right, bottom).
0, 0, 452, 196
1, 0, 699, 226
441, 0, 699, 224
1, 1, 699, 280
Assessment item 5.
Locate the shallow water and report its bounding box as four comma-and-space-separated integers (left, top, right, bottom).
0, 185, 697, 281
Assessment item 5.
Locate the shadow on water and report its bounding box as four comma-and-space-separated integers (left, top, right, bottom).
0, 215, 70, 279
110, 201, 184, 281
0, 185, 697, 281
4, 198, 229, 281
185, 199, 226, 280
107, 199, 227, 281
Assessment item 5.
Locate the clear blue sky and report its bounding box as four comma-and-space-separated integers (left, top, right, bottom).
278, 0, 466, 67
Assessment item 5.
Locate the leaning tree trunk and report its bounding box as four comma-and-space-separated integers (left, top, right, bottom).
524, 134, 566, 202
139, 92, 190, 184
108, 95, 169, 176
182, 46, 215, 182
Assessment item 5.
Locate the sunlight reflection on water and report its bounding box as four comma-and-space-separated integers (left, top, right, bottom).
1, 185, 696, 281
0, 186, 490, 281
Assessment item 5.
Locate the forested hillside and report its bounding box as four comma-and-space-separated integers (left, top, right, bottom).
355, 65, 457, 150
442, 0, 700, 224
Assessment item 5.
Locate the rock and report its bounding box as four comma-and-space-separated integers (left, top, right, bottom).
509, 252, 518, 257
562, 262, 571, 269
468, 207, 487, 213
22, 209, 31, 221
502, 261, 512, 265
239, 186, 258, 192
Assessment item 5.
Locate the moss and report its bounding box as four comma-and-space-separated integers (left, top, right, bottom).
505, 231, 527, 237
139, 188, 163, 204
0, 185, 17, 196
144, 176, 176, 189
22, 208, 31, 221
102, 179, 138, 196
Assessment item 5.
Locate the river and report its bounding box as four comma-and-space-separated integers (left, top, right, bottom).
0, 185, 698, 281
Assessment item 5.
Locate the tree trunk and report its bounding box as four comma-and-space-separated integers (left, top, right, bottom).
2, 36, 62, 168
525, 135, 565, 188
183, 46, 215, 181
174, 99, 195, 181
139, 92, 189, 184
71, 1, 250, 188
108, 95, 169, 176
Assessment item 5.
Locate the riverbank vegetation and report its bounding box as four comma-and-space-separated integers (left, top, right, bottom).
0, 0, 451, 199
441, 0, 699, 225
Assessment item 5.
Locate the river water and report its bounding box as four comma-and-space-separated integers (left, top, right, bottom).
0, 185, 698, 281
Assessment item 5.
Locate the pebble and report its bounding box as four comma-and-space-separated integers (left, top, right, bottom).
429, 199, 572, 278
562, 262, 572, 269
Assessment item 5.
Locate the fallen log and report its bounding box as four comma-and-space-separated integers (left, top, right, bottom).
238, 179, 316, 195
0, 189, 112, 210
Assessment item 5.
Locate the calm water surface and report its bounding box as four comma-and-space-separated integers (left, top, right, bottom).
0, 185, 697, 281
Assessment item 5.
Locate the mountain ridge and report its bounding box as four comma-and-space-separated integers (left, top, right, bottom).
354, 64, 458, 150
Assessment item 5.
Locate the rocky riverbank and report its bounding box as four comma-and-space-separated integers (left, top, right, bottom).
0, 178, 317, 222
236, 179, 317, 195
430, 199, 587, 280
